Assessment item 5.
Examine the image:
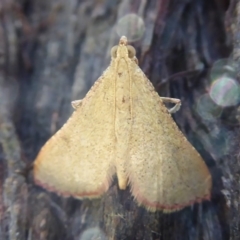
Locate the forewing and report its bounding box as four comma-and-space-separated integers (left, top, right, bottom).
128, 68, 212, 211
34, 67, 116, 198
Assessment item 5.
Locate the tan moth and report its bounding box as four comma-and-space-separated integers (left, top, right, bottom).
34, 36, 212, 212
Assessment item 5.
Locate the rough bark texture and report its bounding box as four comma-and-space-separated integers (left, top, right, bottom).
0, 0, 238, 239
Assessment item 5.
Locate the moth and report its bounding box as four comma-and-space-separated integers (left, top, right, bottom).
34, 36, 212, 212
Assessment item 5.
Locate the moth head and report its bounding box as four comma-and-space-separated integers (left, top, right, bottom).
111, 36, 136, 60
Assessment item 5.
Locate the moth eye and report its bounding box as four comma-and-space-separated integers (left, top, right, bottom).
127, 45, 136, 58
111, 46, 118, 58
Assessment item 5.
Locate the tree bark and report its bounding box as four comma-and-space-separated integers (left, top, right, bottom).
0, 0, 237, 239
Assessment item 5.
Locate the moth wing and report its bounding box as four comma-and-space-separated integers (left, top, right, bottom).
34, 67, 116, 198
127, 69, 212, 211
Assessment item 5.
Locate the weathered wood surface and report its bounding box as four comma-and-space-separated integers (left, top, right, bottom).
0, 0, 237, 239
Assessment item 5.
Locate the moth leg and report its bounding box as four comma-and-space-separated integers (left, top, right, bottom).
160, 97, 181, 114
133, 56, 138, 65
71, 100, 82, 110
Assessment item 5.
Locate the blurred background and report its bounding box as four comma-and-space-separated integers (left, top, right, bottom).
0, 0, 239, 239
